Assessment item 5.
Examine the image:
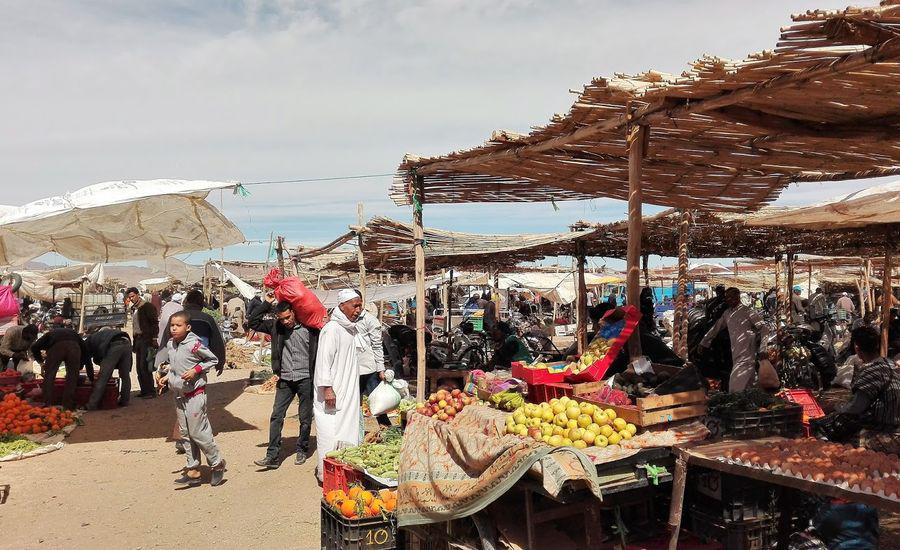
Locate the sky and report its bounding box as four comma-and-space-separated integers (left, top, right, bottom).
1, 0, 891, 271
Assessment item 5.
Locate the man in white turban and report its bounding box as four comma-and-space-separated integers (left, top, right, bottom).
313, 289, 364, 481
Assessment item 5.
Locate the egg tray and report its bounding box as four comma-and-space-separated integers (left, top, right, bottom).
713, 455, 900, 502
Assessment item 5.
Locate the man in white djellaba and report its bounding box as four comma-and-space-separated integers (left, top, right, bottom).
313, 289, 364, 481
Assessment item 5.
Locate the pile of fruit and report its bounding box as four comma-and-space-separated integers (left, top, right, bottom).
0, 394, 74, 435
489, 390, 525, 412
415, 388, 475, 422
566, 338, 612, 375
325, 486, 397, 519
326, 435, 401, 480
721, 439, 900, 498
506, 396, 637, 449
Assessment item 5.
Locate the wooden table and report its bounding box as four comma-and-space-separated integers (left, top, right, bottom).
666, 437, 900, 550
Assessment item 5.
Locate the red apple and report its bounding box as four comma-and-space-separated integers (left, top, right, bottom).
438, 412, 449, 421
428, 393, 438, 404
451, 389, 462, 397
445, 406, 457, 415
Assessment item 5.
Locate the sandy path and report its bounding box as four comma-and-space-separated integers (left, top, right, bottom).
0, 370, 323, 549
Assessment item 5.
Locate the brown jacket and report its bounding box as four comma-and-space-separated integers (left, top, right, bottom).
134, 301, 159, 343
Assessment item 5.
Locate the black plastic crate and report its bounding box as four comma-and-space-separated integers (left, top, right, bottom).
718, 404, 803, 439
688, 506, 776, 550
687, 468, 775, 521
321, 500, 398, 550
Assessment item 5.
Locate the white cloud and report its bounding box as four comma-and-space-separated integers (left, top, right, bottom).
2, 0, 885, 264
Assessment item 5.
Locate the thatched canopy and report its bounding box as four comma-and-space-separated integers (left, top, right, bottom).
393, 3, 900, 211
323, 216, 601, 272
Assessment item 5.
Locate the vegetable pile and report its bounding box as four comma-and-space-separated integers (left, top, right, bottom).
326, 429, 401, 480
0, 394, 74, 435
707, 389, 793, 418
721, 439, 900, 498
325, 486, 397, 519
0, 433, 40, 458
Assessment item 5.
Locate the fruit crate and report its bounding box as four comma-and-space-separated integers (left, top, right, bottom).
717, 404, 803, 439
49, 378, 118, 409
527, 382, 573, 404
321, 499, 397, 549
323, 457, 366, 495
576, 389, 708, 427
779, 389, 824, 420
565, 305, 642, 383
511, 361, 568, 385
687, 505, 776, 550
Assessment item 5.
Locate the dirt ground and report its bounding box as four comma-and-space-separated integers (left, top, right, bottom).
0, 368, 324, 549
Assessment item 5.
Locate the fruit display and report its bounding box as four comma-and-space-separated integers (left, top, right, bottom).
720, 439, 900, 499
414, 388, 475, 422
324, 486, 397, 519
566, 337, 612, 375
0, 394, 75, 435
489, 390, 526, 412
506, 396, 637, 449
579, 386, 632, 406
0, 433, 41, 458
326, 430, 401, 480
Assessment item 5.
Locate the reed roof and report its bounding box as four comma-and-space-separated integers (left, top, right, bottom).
393, 3, 900, 212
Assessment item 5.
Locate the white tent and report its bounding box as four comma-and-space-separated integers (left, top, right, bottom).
16, 264, 104, 302
147, 257, 206, 284
213, 263, 259, 300
138, 277, 171, 292
313, 277, 443, 308
746, 180, 900, 229
0, 180, 245, 265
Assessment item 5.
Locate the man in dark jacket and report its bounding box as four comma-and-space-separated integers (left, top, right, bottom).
157, 290, 226, 374
84, 328, 132, 409
31, 327, 91, 409
127, 287, 159, 398
249, 297, 319, 468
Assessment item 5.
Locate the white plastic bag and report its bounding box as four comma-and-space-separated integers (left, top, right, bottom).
369, 381, 402, 416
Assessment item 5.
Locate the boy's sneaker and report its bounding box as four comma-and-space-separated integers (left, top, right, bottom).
253, 457, 279, 469
210, 460, 226, 487
294, 453, 308, 466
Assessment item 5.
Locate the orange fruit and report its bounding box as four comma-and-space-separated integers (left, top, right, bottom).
347, 486, 362, 500
358, 490, 374, 506
384, 498, 396, 512
339, 499, 357, 518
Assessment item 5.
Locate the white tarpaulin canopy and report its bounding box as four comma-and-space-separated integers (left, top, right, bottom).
147, 257, 206, 284
454, 271, 622, 304
138, 277, 171, 292
746, 181, 900, 230
0, 179, 246, 265
213, 263, 259, 300
313, 277, 443, 308
16, 263, 104, 302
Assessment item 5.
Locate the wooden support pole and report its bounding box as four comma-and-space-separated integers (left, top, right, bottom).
275, 236, 286, 275
775, 255, 784, 325
446, 269, 454, 336
356, 203, 367, 304
667, 453, 689, 550
575, 242, 588, 354
807, 263, 813, 296
733, 260, 739, 283
78, 267, 88, 334
856, 276, 866, 315
786, 252, 796, 323
882, 248, 893, 357
859, 259, 868, 314
865, 258, 875, 313
626, 124, 646, 358
642, 253, 650, 287
378, 274, 386, 323
674, 209, 690, 360
413, 175, 427, 401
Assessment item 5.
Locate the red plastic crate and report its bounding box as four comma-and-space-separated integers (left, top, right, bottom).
323, 457, 365, 495
49, 378, 119, 409
779, 389, 824, 420
528, 382, 573, 403
511, 361, 568, 385
565, 305, 641, 383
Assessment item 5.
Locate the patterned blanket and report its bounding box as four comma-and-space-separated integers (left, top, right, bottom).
396, 405, 601, 527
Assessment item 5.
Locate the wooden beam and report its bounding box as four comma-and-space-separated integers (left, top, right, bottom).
415, 35, 900, 177
627, 124, 646, 358
882, 247, 893, 357
712, 105, 900, 140
674, 209, 690, 360
576, 242, 588, 355
356, 203, 367, 304
294, 231, 355, 259
413, 174, 427, 401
